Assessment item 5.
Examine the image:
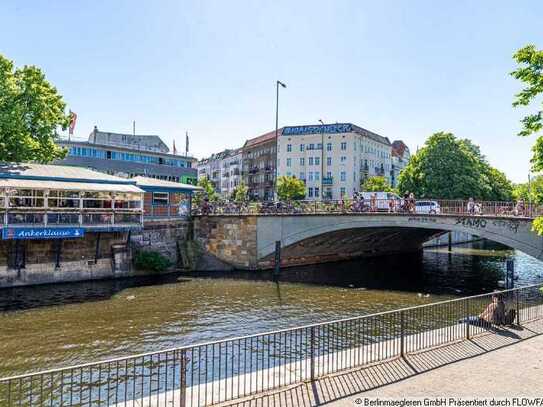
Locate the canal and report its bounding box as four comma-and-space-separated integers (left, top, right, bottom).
0, 240, 541, 377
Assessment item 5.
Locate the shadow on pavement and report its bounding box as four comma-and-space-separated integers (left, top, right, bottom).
220, 320, 543, 407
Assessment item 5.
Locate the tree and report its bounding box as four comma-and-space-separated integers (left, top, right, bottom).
0, 54, 69, 163
513, 176, 543, 205
193, 177, 219, 206
362, 176, 394, 192
276, 176, 306, 201
511, 45, 543, 234
231, 182, 248, 203
398, 132, 513, 200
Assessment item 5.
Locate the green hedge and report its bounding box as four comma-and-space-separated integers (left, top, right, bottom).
134, 250, 172, 272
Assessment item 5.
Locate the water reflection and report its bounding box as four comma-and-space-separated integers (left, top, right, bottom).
0, 240, 541, 377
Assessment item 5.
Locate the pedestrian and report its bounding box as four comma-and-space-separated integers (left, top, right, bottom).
370, 193, 377, 212
408, 192, 416, 213
467, 197, 475, 215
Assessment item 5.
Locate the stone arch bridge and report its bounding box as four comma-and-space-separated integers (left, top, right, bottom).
193, 213, 543, 270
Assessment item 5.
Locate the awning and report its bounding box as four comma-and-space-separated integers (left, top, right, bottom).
0, 179, 144, 193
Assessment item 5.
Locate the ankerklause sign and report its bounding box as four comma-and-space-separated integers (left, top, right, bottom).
2, 227, 85, 240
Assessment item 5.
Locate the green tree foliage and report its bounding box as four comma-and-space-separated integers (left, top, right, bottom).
398, 132, 513, 200
0, 54, 69, 163
513, 176, 543, 204
277, 175, 306, 201
193, 177, 219, 206
511, 45, 543, 234
231, 182, 248, 203
362, 176, 394, 192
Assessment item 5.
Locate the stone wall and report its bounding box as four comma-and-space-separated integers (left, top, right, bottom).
0, 232, 129, 288
131, 219, 190, 265
193, 216, 258, 269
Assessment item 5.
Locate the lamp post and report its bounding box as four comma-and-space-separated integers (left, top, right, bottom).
274, 80, 287, 200
318, 119, 325, 200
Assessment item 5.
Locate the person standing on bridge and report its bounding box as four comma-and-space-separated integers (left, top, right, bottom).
467, 197, 475, 215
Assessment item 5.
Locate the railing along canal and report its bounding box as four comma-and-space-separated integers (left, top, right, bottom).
1, 284, 542, 406
192, 199, 543, 218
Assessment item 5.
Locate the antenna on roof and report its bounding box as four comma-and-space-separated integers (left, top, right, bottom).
185, 131, 189, 157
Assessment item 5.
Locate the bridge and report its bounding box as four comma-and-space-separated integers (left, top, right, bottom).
193, 200, 543, 269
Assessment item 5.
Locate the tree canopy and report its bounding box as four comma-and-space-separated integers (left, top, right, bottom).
276, 176, 306, 201
511, 45, 543, 234
362, 176, 394, 192
231, 182, 248, 203
398, 132, 513, 200
513, 176, 543, 205
0, 53, 69, 163
193, 177, 219, 206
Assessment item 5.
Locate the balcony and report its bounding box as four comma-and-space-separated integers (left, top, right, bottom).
322, 177, 334, 185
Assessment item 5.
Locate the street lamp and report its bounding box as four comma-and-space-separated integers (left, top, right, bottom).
274, 80, 287, 200
318, 119, 325, 200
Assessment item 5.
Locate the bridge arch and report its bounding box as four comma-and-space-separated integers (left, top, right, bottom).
256, 214, 543, 268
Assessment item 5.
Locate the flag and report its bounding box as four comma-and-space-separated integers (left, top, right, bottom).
68, 111, 77, 135
185, 132, 189, 156
173, 140, 177, 155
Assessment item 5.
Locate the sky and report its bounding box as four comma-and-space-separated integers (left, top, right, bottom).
1, 0, 542, 182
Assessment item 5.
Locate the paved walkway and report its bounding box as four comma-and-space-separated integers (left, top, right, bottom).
224, 320, 543, 407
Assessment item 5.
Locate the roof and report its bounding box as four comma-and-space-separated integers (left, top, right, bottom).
351, 124, 391, 146
133, 176, 202, 193
392, 140, 410, 158
0, 163, 134, 184
198, 148, 243, 165
244, 128, 282, 148
0, 178, 143, 193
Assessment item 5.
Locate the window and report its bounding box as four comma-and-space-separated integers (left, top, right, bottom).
327, 143, 332, 151
299, 172, 305, 180
314, 187, 320, 197
326, 157, 332, 166
308, 187, 314, 197
287, 171, 292, 177
300, 144, 305, 152
287, 144, 292, 152
309, 171, 314, 181
341, 156, 347, 162
317, 143, 322, 150
315, 157, 320, 165
309, 143, 315, 150
327, 171, 332, 178
286, 158, 291, 167
308, 157, 314, 165
340, 187, 346, 197
341, 142, 347, 150
152, 192, 169, 205
340, 171, 346, 181
315, 171, 320, 181
300, 157, 305, 166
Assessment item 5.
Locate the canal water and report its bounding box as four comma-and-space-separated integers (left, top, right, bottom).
0, 240, 541, 377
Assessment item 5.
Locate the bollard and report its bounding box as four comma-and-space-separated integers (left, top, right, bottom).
274, 240, 281, 277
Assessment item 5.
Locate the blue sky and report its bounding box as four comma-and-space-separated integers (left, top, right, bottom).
1, 0, 542, 182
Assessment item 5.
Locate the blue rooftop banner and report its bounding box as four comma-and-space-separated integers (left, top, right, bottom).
282, 123, 352, 136
2, 227, 85, 240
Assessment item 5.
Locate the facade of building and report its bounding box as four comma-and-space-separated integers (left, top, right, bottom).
390, 140, 411, 188
57, 126, 198, 185
197, 148, 242, 197
242, 129, 279, 201
277, 123, 394, 200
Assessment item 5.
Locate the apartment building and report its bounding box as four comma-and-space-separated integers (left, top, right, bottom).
242, 129, 279, 201
57, 126, 198, 184
197, 148, 242, 197
277, 123, 394, 200
390, 140, 411, 188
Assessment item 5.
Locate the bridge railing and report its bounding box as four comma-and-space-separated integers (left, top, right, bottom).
192, 198, 541, 218
1, 283, 542, 406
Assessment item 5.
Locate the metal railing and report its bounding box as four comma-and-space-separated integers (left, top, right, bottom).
1, 284, 542, 406
192, 199, 543, 218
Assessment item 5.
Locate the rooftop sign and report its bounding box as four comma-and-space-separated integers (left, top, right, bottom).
282, 124, 352, 136
2, 227, 85, 240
